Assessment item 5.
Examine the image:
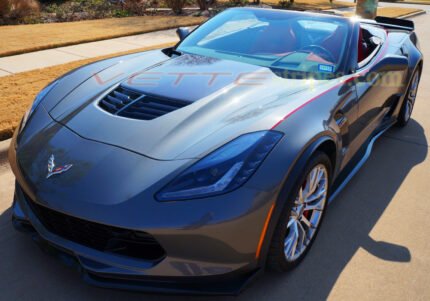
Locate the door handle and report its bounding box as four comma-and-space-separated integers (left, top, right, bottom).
335, 108, 348, 127
335, 115, 347, 127
334, 112, 350, 146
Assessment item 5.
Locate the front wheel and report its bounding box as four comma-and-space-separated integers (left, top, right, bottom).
267, 151, 331, 271
397, 69, 421, 127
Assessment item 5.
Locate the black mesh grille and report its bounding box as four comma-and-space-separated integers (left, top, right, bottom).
25, 196, 166, 261
99, 85, 189, 120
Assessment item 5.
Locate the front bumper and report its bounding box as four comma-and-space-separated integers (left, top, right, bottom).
8, 106, 282, 294
12, 183, 263, 295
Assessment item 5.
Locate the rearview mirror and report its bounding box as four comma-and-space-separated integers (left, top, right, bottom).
372, 54, 409, 73
176, 27, 190, 41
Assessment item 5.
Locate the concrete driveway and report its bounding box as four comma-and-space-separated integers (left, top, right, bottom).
1, 13, 430, 301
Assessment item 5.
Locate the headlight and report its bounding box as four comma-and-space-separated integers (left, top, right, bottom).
19, 80, 59, 133
156, 131, 283, 201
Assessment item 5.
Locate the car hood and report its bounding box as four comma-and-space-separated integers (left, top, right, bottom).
48, 51, 330, 160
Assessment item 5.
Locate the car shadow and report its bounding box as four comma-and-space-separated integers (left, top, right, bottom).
0, 119, 427, 300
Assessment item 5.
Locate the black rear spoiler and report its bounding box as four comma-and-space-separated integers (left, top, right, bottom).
374, 16, 414, 31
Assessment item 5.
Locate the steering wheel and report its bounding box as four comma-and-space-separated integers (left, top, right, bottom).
301, 45, 336, 63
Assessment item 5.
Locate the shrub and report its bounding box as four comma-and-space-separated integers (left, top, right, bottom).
5, 0, 40, 19
165, 0, 186, 14
24, 0, 160, 23
278, 0, 292, 7
123, 0, 155, 15
226, 0, 248, 7
113, 8, 130, 17
43, 0, 119, 22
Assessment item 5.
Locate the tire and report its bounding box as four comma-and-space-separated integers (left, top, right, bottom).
397, 68, 421, 127
267, 151, 332, 272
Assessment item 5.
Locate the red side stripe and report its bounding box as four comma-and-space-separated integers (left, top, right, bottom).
271, 82, 343, 129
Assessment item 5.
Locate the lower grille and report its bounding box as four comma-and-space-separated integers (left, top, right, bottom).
25, 195, 165, 261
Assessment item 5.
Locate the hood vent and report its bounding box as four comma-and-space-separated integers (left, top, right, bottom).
99, 85, 190, 120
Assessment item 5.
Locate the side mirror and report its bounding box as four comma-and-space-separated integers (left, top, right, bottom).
176, 27, 190, 41
372, 54, 409, 73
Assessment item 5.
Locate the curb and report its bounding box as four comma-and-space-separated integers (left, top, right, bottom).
323, 7, 427, 18
0, 139, 10, 168
381, 0, 430, 5
399, 10, 427, 19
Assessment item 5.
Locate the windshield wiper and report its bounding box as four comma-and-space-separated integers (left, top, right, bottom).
270, 51, 311, 66
215, 50, 274, 61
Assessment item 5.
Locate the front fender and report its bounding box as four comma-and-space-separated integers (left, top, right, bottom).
244, 83, 346, 265
255, 133, 337, 266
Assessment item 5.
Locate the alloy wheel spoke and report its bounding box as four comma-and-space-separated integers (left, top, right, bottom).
287, 216, 296, 228
305, 184, 326, 203
303, 202, 324, 212
410, 73, 419, 95
295, 187, 305, 205
296, 221, 307, 251
304, 192, 326, 211
407, 73, 419, 110
306, 168, 319, 197
300, 214, 312, 228
309, 210, 322, 229
284, 220, 299, 258
405, 100, 413, 120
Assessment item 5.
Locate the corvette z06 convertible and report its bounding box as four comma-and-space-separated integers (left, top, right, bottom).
9, 8, 423, 294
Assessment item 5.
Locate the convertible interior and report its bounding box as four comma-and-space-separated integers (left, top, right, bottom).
194, 16, 349, 72
357, 25, 384, 67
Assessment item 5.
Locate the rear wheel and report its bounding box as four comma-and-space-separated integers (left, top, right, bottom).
397, 69, 421, 127
267, 151, 331, 271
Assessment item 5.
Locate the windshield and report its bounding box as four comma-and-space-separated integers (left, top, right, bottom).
177, 9, 351, 78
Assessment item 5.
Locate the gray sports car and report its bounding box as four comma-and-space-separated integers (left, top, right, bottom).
9, 8, 423, 294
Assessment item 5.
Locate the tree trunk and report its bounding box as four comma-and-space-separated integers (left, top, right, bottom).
356, 0, 378, 19
197, 0, 207, 10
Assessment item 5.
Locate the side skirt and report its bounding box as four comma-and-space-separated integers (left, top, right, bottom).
328, 123, 394, 204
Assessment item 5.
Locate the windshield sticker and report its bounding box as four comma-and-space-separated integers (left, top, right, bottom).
318, 64, 335, 73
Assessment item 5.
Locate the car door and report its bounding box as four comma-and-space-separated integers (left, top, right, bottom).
353, 24, 408, 141
336, 23, 411, 176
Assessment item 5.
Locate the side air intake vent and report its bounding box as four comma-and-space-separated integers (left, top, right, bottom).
99, 86, 141, 114
99, 85, 189, 120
